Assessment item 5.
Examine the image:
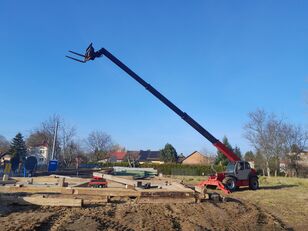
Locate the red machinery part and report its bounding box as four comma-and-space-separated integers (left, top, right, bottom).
88, 178, 108, 188
214, 141, 240, 163
197, 173, 231, 194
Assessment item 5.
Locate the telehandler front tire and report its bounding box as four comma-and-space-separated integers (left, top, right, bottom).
223, 177, 237, 191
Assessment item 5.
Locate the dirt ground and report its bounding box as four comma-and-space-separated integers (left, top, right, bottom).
0, 176, 306, 231
0, 200, 286, 231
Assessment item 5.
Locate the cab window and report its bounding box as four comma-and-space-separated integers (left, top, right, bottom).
237, 162, 245, 171
244, 162, 250, 169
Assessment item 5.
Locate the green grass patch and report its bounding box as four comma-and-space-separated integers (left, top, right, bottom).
259, 176, 308, 188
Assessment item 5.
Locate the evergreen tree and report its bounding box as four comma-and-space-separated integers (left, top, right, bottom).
160, 143, 178, 163
215, 136, 233, 166
233, 146, 242, 159
9, 133, 27, 161
244, 151, 255, 161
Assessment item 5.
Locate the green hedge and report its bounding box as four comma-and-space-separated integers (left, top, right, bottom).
140, 163, 225, 176
86, 162, 225, 176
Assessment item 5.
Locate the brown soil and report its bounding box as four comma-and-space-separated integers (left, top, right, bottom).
0, 199, 287, 231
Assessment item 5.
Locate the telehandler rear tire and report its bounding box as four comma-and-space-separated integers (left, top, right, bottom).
249, 177, 259, 190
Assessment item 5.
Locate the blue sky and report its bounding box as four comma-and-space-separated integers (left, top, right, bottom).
0, 1, 307, 155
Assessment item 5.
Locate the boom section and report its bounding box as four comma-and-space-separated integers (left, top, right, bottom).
99, 48, 241, 163
68, 45, 241, 163
100, 48, 218, 142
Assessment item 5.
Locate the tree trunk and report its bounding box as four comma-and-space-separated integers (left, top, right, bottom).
262, 168, 265, 176
266, 160, 271, 177
267, 168, 271, 177
275, 157, 279, 177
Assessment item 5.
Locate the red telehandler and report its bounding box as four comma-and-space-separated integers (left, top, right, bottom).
66, 44, 259, 194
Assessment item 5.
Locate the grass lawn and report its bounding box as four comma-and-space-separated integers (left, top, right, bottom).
230, 176, 308, 230
174, 175, 308, 230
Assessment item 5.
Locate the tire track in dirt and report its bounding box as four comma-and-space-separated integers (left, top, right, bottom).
35, 207, 67, 231
251, 203, 293, 231
224, 198, 290, 231
0, 198, 291, 231
37, 206, 134, 231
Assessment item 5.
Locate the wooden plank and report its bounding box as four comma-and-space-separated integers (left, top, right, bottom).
12, 176, 88, 185
0, 185, 140, 197
0, 195, 82, 207
25, 196, 82, 207
74, 187, 141, 197
13, 176, 58, 184
0, 186, 74, 194
102, 174, 136, 186
0, 180, 16, 185
57, 177, 66, 187
170, 182, 192, 191
113, 166, 157, 172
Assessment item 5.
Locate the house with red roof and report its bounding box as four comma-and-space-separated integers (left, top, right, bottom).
108, 151, 127, 162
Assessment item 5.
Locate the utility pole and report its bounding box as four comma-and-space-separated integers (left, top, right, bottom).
51, 120, 59, 160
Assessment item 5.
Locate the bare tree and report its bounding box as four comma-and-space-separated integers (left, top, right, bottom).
266, 118, 286, 176
60, 141, 83, 168
59, 121, 77, 168
244, 109, 286, 177
27, 130, 50, 147
86, 131, 114, 161
26, 115, 62, 160
27, 115, 79, 168
0, 135, 10, 154
283, 124, 308, 176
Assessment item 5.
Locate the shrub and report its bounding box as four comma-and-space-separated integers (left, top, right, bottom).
140, 163, 225, 176
82, 162, 225, 176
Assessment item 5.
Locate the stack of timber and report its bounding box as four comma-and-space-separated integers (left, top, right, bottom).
138, 188, 195, 203
112, 166, 157, 178
0, 175, 203, 206
12, 175, 87, 187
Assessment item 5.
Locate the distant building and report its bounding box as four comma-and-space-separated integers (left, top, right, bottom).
138, 150, 164, 164
279, 160, 287, 173
108, 151, 127, 162
99, 149, 166, 164
126, 151, 141, 161
28, 142, 49, 165
182, 151, 212, 165
0, 152, 11, 164
299, 151, 308, 167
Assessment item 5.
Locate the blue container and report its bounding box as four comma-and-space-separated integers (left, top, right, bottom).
48, 160, 58, 172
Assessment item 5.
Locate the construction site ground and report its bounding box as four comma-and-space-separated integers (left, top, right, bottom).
0, 176, 307, 231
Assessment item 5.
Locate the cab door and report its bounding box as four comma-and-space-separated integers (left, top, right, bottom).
235, 161, 251, 180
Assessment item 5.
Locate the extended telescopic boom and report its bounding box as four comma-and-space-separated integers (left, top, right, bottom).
66, 43, 241, 163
